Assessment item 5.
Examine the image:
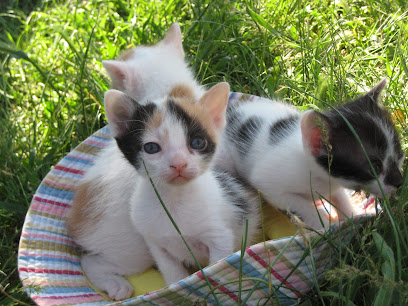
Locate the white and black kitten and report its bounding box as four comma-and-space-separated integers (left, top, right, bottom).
217, 80, 404, 229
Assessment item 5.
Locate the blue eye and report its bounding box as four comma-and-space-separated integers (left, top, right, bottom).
190, 137, 207, 151
144, 142, 161, 154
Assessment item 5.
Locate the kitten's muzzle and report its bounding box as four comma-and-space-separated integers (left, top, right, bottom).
384, 163, 403, 189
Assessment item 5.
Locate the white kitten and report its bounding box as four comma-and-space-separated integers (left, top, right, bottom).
216, 80, 404, 229
67, 23, 205, 300
104, 83, 260, 286
102, 23, 204, 103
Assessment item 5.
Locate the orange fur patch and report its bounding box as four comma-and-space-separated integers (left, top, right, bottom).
169, 84, 196, 100
150, 110, 164, 129
66, 181, 103, 240
170, 97, 218, 143
145, 110, 167, 141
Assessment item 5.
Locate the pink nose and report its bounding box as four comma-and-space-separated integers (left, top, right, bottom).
170, 163, 187, 173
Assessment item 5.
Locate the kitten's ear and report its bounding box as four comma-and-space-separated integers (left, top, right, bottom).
104, 89, 136, 137
199, 82, 230, 131
160, 23, 184, 58
102, 60, 130, 91
301, 110, 329, 157
366, 78, 387, 104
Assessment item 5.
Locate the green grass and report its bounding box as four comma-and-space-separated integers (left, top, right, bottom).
1, 0, 407, 304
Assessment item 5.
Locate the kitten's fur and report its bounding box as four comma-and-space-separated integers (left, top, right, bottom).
105, 83, 260, 286
102, 23, 204, 103
67, 23, 205, 300
216, 80, 404, 229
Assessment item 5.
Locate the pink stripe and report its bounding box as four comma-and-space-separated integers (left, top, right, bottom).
43, 179, 75, 190
34, 293, 99, 300
33, 196, 71, 208
54, 165, 85, 175
33, 294, 105, 305
30, 201, 69, 217
22, 232, 75, 244
22, 280, 88, 287
363, 197, 375, 210
197, 272, 243, 304
246, 248, 302, 298
84, 139, 105, 146
19, 267, 82, 275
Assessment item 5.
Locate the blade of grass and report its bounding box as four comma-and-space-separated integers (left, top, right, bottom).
141, 159, 220, 305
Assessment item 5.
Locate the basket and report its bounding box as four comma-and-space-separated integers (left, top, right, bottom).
18, 92, 376, 305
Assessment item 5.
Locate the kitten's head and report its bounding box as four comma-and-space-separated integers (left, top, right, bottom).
102, 23, 190, 102
301, 79, 405, 195
104, 82, 230, 185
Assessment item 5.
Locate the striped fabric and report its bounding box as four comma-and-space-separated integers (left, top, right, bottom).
18, 92, 376, 305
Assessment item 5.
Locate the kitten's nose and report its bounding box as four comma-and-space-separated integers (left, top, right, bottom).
384, 164, 403, 189
170, 163, 187, 173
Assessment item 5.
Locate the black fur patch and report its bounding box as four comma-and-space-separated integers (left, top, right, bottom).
167, 99, 216, 161
213, 169, 251, 224
384, 160, 403, 188
269, 115, 298, 145
316, 93, 393, 184
115, 102, 157, 170
236, 116, 264, 156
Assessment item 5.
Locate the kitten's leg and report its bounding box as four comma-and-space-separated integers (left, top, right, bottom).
147, 242, 190, 286
81, 254, 135, 301
207, 230, 235, 264
268, 194, 330, 230
331, 188, 355, 221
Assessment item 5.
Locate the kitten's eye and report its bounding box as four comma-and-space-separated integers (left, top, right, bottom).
144, 142, 161, 154
190, 137, 207, 151
370, 160, 383, 176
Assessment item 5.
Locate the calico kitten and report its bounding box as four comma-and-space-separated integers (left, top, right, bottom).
67, 23, 205, 300
216, 80, 404, 229
105, 83, 260, 286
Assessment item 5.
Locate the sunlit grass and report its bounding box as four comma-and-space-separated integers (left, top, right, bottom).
1, 0, 407, 304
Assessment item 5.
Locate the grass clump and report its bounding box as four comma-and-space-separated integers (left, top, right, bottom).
0, 0, 407, 304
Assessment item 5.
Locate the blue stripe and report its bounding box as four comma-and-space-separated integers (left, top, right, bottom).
137, 295, 156, 304
49, 168, 84, 180
293, 237, 306, 250
89, 134, 111, 142
27, 214, 66, 230
19, 256, 80, 266
63, 154, 95, 165
176, 278, 216, 305
37, 185, 74, 200
226, 253, 269, 292
226, 253, 295, 301
40, 286, 96, 294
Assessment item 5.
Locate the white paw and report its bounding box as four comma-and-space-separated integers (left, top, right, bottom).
103, 278, 134, 301
308, 215, 330, 230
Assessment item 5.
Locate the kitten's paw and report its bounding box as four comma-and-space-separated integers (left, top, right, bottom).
104, 278, 134, 301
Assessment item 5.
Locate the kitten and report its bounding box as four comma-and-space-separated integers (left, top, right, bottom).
102, 22, 204, 103
216, 80, 404, 229
104, 83, 261, 286
67, 23, 205, 300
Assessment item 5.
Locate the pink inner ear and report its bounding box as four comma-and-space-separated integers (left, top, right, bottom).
212, 113, 226, 131
102, 61, 128, 89
301, 111, 324, 157
310, 129, 322, 157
